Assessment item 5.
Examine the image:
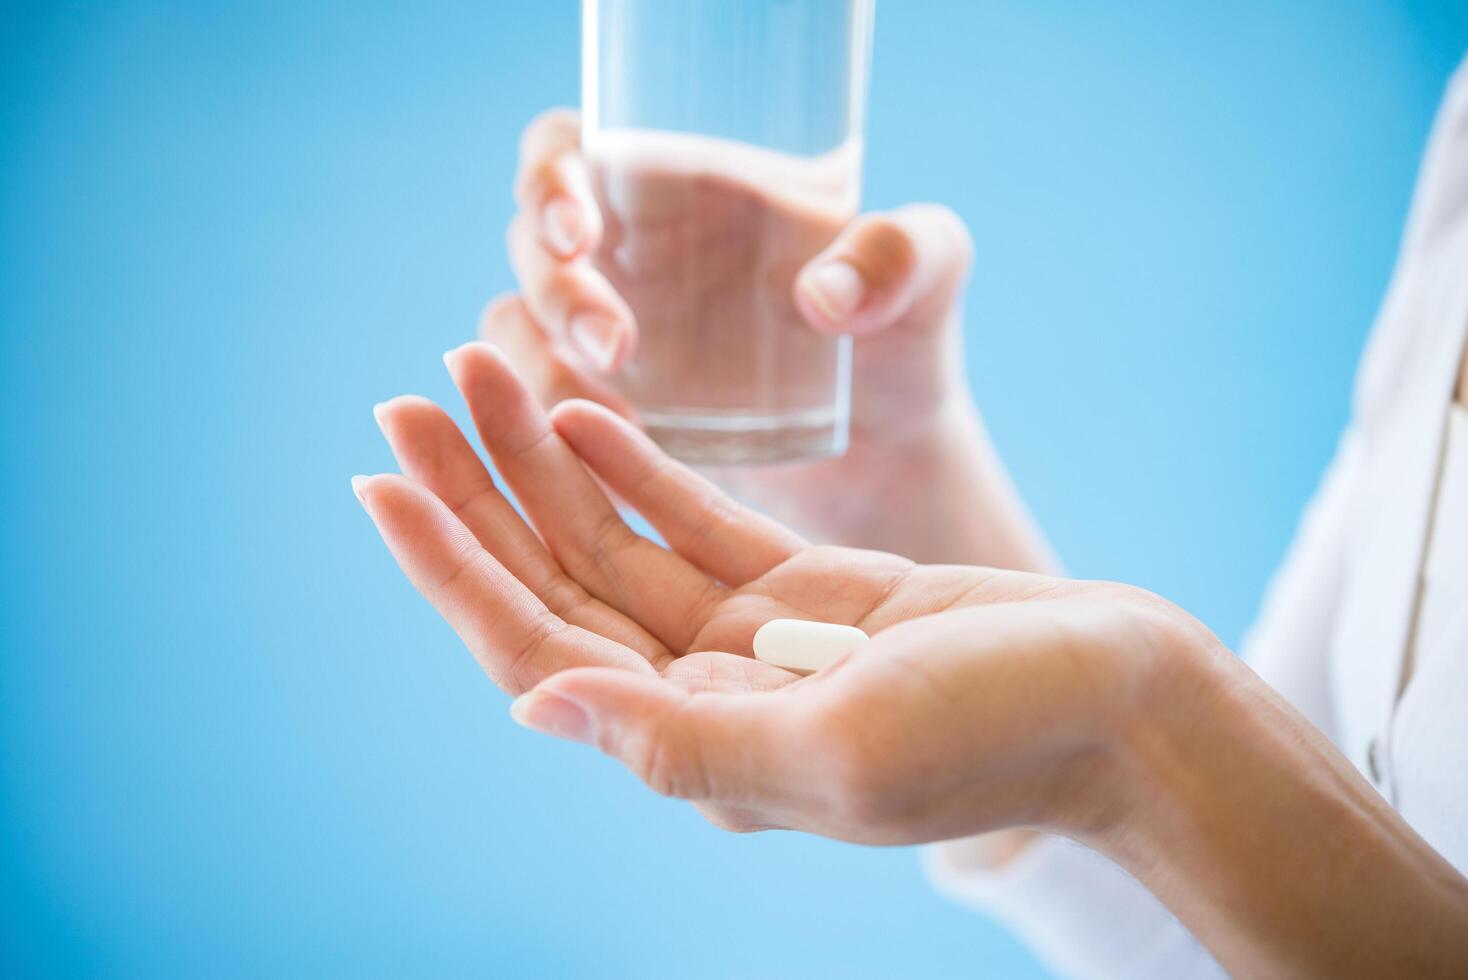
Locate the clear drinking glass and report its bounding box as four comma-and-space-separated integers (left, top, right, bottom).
582, 0, 875, 463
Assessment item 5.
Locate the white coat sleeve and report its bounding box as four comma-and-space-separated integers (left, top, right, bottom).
922, 428, 1364, 980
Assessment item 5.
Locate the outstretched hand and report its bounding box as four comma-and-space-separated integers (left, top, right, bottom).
355, 343, 1208, 845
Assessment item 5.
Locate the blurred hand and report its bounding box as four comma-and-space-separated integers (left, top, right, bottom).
492, 109, 1013, 560
356, 343, 1203, 843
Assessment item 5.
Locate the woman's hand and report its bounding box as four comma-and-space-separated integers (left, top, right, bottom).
356, 346, 1468, 976
355, 342, 1194, 843
490, 108, 1053, 568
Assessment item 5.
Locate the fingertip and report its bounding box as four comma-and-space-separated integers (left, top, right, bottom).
352, 472, 397, 509
373, 397, 452, 456
546, 396, 602, 426
446, 338, 502, 363
536, 665, 675, 719
517, 107, 581, 167
442, 341, 476, 376
447, 342, 554, 449
508, 687, 596, 745
477, 293, 533, 343
550, 397, 644, 453
374, 393, 436, 423
445, 340, 512, 379
796, 260, 867, 332
796, 259, 897, 338
545, 400, 586, 445
352, 473, 447, 539
548, 387, 644, 433
380, 392, 437, 410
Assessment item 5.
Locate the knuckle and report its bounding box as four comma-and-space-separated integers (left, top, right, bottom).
634, 705, 705, 800
1123, 587, 1210, 651
683, 486, 740, 551
504, 422, 558, 463
588, 507, 636, 558
542, 263, 586, 303
434, 539, 490, 595
502, 611, 566, 696
538, 571, 593, 620
557, 509, 637, 594
638, 732, 679, 799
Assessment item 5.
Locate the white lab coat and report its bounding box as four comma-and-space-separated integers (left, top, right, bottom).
924, 58, 1468, 979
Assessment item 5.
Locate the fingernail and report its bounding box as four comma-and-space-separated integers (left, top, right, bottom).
510, 689, 594, 745
442, 348, 460, 371
801, 261, 865, 322
541, 197, 586, 256
568, 312, 622, 372
371, 401, 387, 426
350, 474, 369, 503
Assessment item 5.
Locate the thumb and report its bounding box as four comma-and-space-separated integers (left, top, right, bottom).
794, 203, 973, 337
510, 667, 802, 805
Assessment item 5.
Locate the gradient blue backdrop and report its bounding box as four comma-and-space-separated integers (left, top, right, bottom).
3, 2, 1466, 976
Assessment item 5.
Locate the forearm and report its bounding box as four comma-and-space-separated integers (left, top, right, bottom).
1105, 639, 1468, 978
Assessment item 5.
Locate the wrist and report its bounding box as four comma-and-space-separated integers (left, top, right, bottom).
1053, 597, 1227, 848
1105, 612, 1245, 857
832, 404, 991, 557
841, 391, 1054, 568
710, 390, 992, 555
1082, 603, 1468, 977
712, 386, 1057, 569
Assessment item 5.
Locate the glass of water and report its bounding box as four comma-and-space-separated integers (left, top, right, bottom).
582, 0, 875, 463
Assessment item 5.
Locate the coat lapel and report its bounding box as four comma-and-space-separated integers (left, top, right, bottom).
1331, 229, 1468, 782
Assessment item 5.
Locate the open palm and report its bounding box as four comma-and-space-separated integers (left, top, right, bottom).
358, 342, 1177, 841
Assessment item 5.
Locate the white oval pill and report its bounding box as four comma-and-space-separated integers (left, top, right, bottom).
753, 618, 869, 675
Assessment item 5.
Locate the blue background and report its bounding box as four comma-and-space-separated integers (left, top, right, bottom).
3, 1, 1465, 976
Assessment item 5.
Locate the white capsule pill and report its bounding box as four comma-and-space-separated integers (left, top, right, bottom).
753, 618, 869, 675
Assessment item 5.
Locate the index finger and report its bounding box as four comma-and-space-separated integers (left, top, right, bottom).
517, 108, 580, 170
